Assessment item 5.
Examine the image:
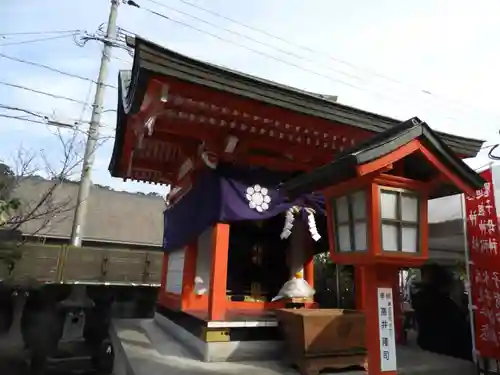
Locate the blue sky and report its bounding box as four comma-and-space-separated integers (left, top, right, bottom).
1, 0, 500, 196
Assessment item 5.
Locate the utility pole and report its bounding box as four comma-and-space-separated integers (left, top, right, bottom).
70, 0, 119, 247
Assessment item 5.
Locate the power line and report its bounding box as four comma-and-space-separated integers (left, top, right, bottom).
142, 0, 363, 83
167, 1, 438, 92
0, 103, 76, 124
126, 1, 467, 122
0, 81, 91, 106
110, 54, 132, 64
0, 34, 76, 47
166, 0, 498, 119
0, 111, 116, 136
0, 112, 116, 139
0, 104, 42, 118
172, 0, 388, 76
0, 52, 117, 89
0, 103, 116, 129
0, 29, 80, 37
126, 2, 387, 96
0, 113, 47, 126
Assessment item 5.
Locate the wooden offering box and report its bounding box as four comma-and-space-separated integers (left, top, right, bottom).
276, 309, 367, 375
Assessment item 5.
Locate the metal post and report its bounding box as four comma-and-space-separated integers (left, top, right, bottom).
70, 0, 119, 247
461, 193, 478, 365
335, 263, 341, 308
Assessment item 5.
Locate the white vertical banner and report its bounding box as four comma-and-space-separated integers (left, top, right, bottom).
377, 287, 397, 372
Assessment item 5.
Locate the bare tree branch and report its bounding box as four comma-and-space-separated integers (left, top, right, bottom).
0, 125, 111, 241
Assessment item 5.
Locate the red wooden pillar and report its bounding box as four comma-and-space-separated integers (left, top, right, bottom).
355, 266, 367, 310
181, 242, 198, 310
362, 266, 380, 374
208, 223, 230, 321
361, 265, 398, 375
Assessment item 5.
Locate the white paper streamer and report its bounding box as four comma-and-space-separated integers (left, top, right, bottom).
280, 206, 322, 242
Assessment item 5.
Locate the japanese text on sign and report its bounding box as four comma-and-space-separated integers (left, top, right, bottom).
472, 267, 500, 348
377, 287, 397, 372
465, 168, 500, 360
466, 180, 497, 255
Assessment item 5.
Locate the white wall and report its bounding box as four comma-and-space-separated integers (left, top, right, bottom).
194, 227, 213, 295
165, 249, 185, 294
426, 163, 499, 263
428, 163, 500, 223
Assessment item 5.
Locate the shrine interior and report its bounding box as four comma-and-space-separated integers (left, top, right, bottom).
226, 213, 329, 302
227, 217, 290, 301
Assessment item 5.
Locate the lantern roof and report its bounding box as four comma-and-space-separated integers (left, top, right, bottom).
281, 117, 485, 199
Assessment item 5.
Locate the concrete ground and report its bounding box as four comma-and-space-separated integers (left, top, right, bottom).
111, 319, 320, 375
111, 318, 477, 375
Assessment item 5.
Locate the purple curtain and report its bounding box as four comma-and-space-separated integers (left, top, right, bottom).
163, 164, 325, 252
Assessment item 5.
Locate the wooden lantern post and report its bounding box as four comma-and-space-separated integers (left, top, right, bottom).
280, 117, 485, 375
324, 177, 428, 374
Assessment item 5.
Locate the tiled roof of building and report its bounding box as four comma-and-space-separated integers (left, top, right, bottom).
11, 178, 164, 246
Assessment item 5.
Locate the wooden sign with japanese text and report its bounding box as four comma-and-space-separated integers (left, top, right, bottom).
465, 168, 500, 359
377, 287, 397, 371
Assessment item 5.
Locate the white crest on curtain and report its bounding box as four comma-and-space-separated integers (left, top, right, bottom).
280, 206, 322, 242
246, 184, 271, 212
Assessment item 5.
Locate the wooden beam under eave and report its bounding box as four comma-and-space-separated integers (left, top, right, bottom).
424, 175, 448, 194
241, 136, 335, 163
146, 131, 201, 150
154, 117, 337, 168
235, 155, 312, 172
154, 74, 371, 141
132, 157, 178, 173
148, 85, 367, 155
356, 139, 420, 177
419, 144, 477, 197
154, 118, 217, 142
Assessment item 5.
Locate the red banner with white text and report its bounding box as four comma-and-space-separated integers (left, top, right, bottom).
465, 167, 500, 359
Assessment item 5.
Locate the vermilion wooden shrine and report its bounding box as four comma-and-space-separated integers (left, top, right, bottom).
281, 118, 484, 374
109, 35, 484, 369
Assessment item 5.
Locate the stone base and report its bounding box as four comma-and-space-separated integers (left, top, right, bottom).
110, 318, 477, 375
110, 318, 304, 375
155, 312, 282, 362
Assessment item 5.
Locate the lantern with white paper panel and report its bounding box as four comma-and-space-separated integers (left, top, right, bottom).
332, 190, 368, 253
379, 188, 420, 254
327, 181, 426, 266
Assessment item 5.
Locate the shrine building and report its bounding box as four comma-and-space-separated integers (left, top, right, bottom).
108, 35, 484, 366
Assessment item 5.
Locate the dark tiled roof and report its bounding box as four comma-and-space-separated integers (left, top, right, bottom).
109, 35, 484, 177
11, 178, 164, 246
280, 117, 485, 199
